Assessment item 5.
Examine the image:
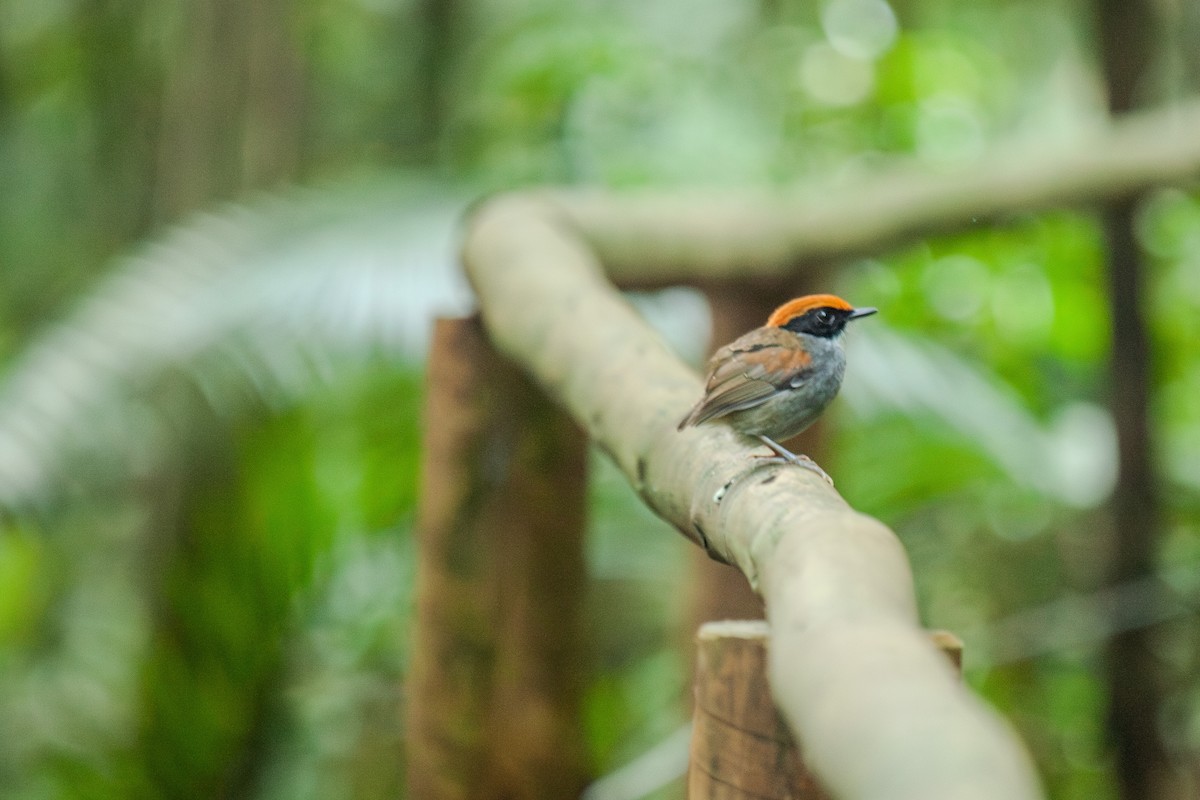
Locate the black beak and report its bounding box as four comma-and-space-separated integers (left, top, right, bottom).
847, 306, 878, 320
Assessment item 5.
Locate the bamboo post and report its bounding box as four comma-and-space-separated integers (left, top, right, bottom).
406, 316, 589, 799
689, 622, 966, 799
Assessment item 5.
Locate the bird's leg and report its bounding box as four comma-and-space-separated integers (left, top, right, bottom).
755, 435, 834, 486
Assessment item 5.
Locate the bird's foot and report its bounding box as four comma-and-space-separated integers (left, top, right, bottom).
755, 436, 834, 486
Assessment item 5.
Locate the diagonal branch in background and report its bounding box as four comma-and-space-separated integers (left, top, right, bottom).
530, 96, 1200, 286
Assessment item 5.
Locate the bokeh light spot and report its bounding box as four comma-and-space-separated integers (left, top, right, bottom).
799, 42, 875, 107
992, 263, 1054, 344
916, 97, 985, 163
922, 254, 990, 322
821, 0, 898, 61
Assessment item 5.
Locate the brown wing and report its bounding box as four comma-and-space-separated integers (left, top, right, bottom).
678, 328, 812, 429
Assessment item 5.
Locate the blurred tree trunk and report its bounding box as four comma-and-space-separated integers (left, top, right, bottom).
1095, 2, 1183, 798
75, 0, 161, 247
408, 317, 590, 799
1184, 1, 1200, 90
156, 0, 305, 220
411, 0, 463, 163
110, 3, 313, 795
1099, 196, 1171, 800
156, 0, 244, 217
240, 0, 306, 188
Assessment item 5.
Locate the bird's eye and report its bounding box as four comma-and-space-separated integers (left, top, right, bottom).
816, 309, 835, 324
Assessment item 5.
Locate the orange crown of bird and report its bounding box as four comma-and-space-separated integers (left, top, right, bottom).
765, 294, 857, 327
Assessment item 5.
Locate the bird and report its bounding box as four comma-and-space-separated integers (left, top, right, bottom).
677, 294, 877, 484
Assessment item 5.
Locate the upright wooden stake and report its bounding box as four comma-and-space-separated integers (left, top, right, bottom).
406, 316, 589, 799
690, 621, 823, 800
689, 621, 964, 799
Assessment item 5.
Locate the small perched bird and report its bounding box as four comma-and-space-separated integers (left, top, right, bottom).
677, 294, 876, 483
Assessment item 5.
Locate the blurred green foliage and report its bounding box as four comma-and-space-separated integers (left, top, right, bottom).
0, 0, 1198, 798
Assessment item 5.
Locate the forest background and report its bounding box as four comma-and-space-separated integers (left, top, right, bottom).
1, 0, 1199, 798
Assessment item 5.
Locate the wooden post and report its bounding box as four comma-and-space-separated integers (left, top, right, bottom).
406, 316, 590, 799
690, 621, 823, 800
689, 621, 964, 799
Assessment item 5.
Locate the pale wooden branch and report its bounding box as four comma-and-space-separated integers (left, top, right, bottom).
454, 95, 1200, 800
462, 198, 1044, 800
533, 97, 1200, 285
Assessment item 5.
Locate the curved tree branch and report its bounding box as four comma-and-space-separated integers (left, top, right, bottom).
534, 97, 1200, 285
462, 196, 1044, 800
460, 98, 1200, 799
